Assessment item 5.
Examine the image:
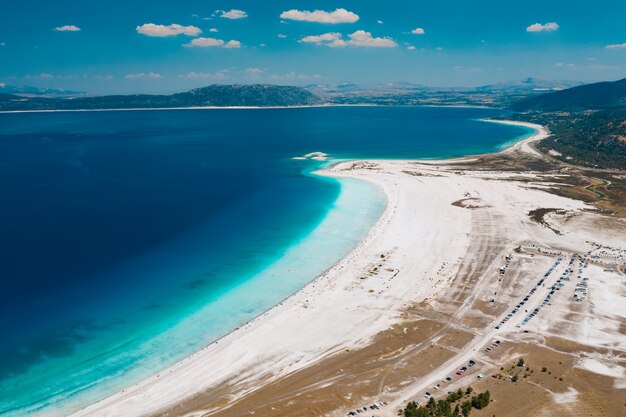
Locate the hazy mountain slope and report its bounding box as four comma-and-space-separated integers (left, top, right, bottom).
511, 78, 626, 111
0, 84, 323, 111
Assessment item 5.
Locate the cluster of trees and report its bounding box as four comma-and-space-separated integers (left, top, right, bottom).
403, 389, 490, 417
507, 108, 626, 170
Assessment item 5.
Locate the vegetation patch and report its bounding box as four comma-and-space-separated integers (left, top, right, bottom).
402, 389, 491, 417
528, 208, 565, 234
507, 109, 626, 170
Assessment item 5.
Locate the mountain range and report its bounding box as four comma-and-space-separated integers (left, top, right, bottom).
0, 84, 322, 111
1, 78, 625, 112
0, 83, 84, 97
511, 77, 626, 112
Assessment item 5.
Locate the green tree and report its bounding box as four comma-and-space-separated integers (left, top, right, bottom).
414, 406, 430, 417
471, 391, 491, 410
461, 400, 472, 416
404, 401, 419, 417
437, 399, 452, 417
404, 401, 430, 417
427, 396, 436, 411
446, 390, 462, 403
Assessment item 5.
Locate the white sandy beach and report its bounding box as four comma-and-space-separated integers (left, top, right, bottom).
71, 122, 625, 417
486, 120, 549, 157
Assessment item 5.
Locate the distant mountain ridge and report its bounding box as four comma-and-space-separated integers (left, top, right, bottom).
0, 83, 84, 97
477, 77, 583, 93
0, 84, 323, 111
510, 77, 626, 111
3, 79, 623, 112
304, 79, 586, 107
306, 79, 581, 95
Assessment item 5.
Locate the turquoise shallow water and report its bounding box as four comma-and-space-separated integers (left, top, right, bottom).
0, 106, 533, 416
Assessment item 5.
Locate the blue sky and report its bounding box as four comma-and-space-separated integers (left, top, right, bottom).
1, 0, 625, 94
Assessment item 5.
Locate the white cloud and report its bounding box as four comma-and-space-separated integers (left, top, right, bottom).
605, 42, 626, 49
280, 8, 359, 24
259, 43, 267, 47
125, 72, 162, 79
136, 23, 201, 37
20, 73, 54, 79
186, 37, 224, 47
220, 9, 247, 19
345, 30, 397, 47
179, 70, 230, 80
185, 37, 241, 48
407, 45, 416, 50
223, 40, 241, 48
246, 67, 264, 78
411, 27, 425, 35
0, 82, 5, 87
55, 25, 81, 32
277, 34, 288, 38
299, 31, 397, 48
377, 20, 384, 24
269, 72, 323, 82
526, 22, 559, 32
299, 32, 343, 45
209, 28, 218, 33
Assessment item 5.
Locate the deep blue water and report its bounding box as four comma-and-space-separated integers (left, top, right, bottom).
0, 106, 531, 415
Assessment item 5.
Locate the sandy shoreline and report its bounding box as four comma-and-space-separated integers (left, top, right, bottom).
70, 121, 625, 417
68, 122, 539, 416
485, 119, 549, 157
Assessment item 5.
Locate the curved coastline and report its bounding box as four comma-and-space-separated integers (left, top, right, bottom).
484, 119, 548, 157
63, 120, 548, 417
409, 119, 546, 166
65, 174, 388, 417
3, 167, 385, 417
0, 106, 530, 417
